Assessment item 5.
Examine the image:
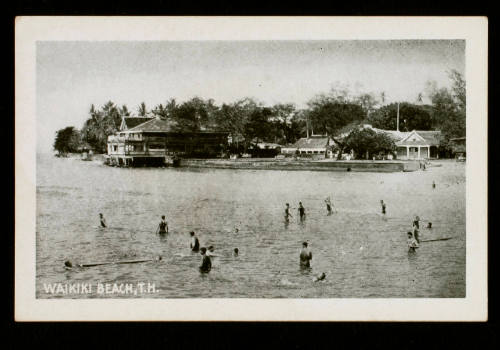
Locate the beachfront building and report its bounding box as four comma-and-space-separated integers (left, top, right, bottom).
106, 117, 229, 166
353, 125, 441, 160
393, 130, 441, 160
281, 135, 335, 158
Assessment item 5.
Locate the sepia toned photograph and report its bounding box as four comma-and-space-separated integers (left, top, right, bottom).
16, 17, 487, 320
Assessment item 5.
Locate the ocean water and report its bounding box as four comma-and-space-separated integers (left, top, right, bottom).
36, 154, 465, 298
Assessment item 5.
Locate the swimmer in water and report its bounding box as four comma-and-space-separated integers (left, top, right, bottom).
199, 247, 212, 273
407, 231, 419, 252
427, 222, 432, 229
284, 203, 293, 222
190, 231, 200, 252
99, 213, 106, 228
298, 202, 306, 221
299, 242, 312, 268
233, 248, 239, 257
156, 215, 168, 235
380, 200, 386, 215
314, 272, 326, 282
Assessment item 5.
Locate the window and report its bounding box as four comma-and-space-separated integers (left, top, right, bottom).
113, 145, 117, 152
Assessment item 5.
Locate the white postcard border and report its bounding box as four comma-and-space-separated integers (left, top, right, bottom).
15, 16, 488, 321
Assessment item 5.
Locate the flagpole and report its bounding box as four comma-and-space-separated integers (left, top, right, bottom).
396, 102, 400, 132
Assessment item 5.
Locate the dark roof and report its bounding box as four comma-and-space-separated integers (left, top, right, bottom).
121, 117, 155, 130
413, 131, 441, 146
127, 118, 178, 133
126, 118, 228, 134
290, 137, 329, 149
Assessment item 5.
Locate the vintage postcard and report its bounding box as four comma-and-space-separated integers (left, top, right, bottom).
15, 17, 487, 321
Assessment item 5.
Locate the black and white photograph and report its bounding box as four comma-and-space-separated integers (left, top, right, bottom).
15, 17, 487, 321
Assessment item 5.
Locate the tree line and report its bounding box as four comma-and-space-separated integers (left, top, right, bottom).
53, 70, 465, 157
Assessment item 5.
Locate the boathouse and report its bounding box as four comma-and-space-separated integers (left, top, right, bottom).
106, 117, 229, 166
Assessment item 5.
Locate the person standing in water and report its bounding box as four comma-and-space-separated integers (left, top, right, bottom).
190, 231, 200, 252
233, 248, 239, 257
325, 197, 333, 215
156, 215, 168, 235
407, 231, 419, 253
284, 203, 293, 222
199, 247, 212, 273
298, 202, 306, 221
99, 213, 106, 228
412, 216, 421, 243
299, 242, 312, 268
432, 181, 436, 189
380, 200, 386, 215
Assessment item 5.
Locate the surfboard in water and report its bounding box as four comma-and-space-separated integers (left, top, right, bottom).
420, 237, 453, 243
66, 257, 161, 268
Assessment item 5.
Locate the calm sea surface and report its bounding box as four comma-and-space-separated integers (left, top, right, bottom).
36, 154, 465, 298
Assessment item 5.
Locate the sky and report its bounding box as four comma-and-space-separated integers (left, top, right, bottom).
37, 40, 465, 153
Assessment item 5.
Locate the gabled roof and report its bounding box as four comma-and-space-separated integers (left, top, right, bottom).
124, 118, 228, 134
397, 130, 441, 146
120, 117, 155, 131
359, 125, 441, 146
290, 136, 330, 149
126, 118, 178, 133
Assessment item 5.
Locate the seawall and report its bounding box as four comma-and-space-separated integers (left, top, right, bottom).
179, 159, 420, 172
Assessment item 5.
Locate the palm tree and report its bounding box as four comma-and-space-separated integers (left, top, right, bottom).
138, 102, 147, 117
416, 93, 423, 104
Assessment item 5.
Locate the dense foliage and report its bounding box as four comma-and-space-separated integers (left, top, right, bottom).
55, 70, 466, 156
344, 128, 396, 159
53, 126, 81, 154
367, 103, 433, 131
427, 70, 466, 146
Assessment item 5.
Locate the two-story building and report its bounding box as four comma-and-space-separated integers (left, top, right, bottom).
106, 117, 229, 167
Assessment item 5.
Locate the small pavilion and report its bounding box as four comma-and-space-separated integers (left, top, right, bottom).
395, 130, 441, 159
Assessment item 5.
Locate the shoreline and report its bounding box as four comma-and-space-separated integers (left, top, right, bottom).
50, 153, 440, 173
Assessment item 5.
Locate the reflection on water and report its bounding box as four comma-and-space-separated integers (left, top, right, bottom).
36, 154, 465, 298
